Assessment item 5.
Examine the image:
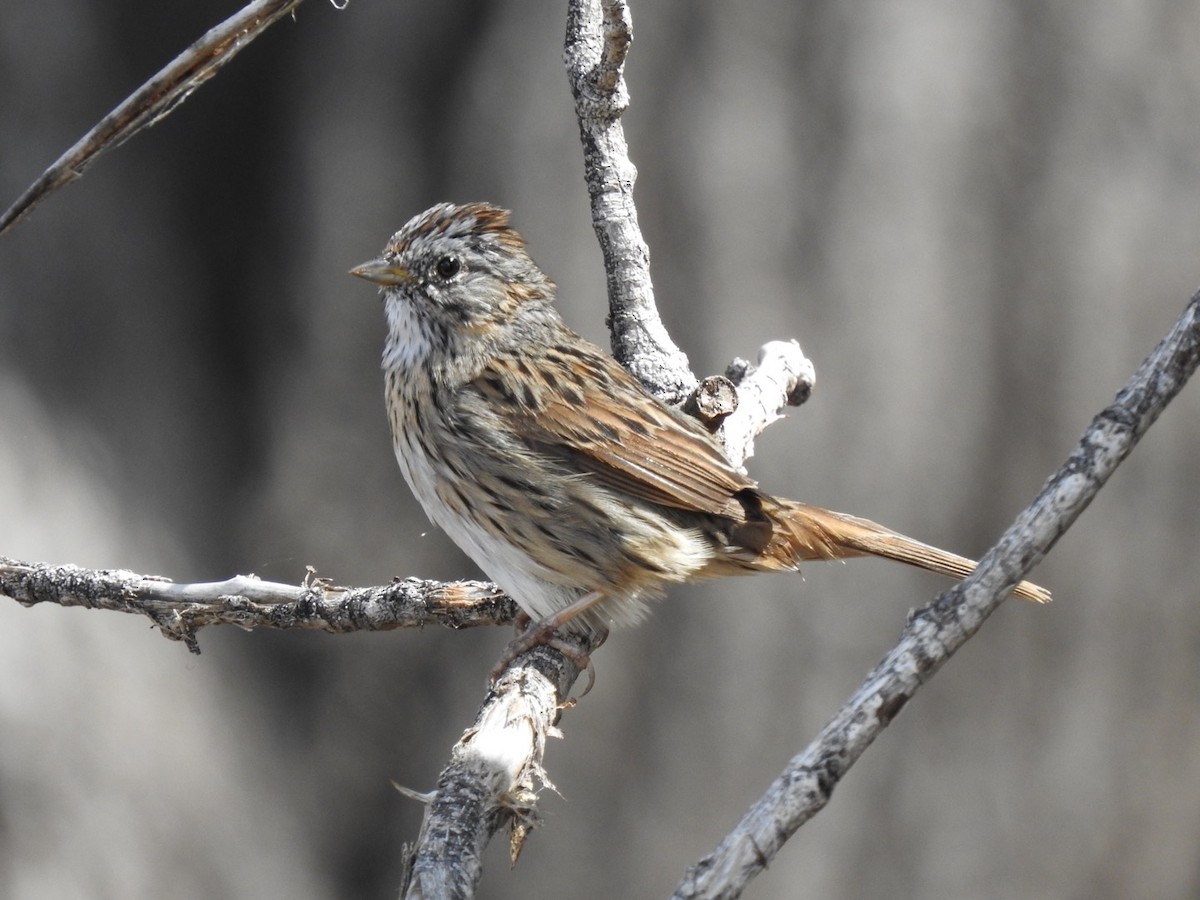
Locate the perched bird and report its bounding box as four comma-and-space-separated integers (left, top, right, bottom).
351, 202, 1049, 662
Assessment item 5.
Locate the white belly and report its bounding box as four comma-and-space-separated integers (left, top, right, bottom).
394, 432, 585, 624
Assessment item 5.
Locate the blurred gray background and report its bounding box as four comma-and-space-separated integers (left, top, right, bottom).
2, 1, 1199, 897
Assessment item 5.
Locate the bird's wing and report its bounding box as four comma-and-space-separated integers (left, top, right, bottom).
467, 343, 757, 521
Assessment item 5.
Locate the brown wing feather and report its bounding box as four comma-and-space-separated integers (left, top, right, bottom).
471, 343, 755, 520
463, 338, 1053, 605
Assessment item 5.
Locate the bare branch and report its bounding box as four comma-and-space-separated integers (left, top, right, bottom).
400, 641, 592, 899
0, 0, 309, 240
565, 0, 694, 401
564, 0, 815, 466
720, 340, 816, 468
673, 289, 1200, 898
0, 559, 516, 653
0, 554, 577, 898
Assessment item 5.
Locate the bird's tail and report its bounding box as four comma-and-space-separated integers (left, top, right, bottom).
758, 499, 1051, 604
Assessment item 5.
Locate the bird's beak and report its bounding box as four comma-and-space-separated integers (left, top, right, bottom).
349, 259, 413, 286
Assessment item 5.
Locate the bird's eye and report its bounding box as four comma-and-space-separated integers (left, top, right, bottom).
434, 256, 461, 279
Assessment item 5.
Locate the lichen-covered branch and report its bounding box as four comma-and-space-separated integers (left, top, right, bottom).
564, 0, 814, 455
564, 0, 694, 401
673, 289, 1200, 899
0, 559, 516, 653
720, 340, 817, 468
400, 642, 591, 899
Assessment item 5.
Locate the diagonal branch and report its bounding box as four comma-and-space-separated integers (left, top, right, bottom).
673, 289, 1200, 899
0, 0, 309, 240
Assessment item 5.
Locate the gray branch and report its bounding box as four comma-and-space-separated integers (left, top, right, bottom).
564, 0, 814, 439
719, 340, 816, 469
0, 0, 312, 240
399, 641, 592, 900
565, 0, 693, 401
672, 289, 1200, 899
0, 559, 516, 653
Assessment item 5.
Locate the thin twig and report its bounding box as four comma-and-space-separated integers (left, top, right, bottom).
673, 289, 1200, 899
0, 0, 308, 239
